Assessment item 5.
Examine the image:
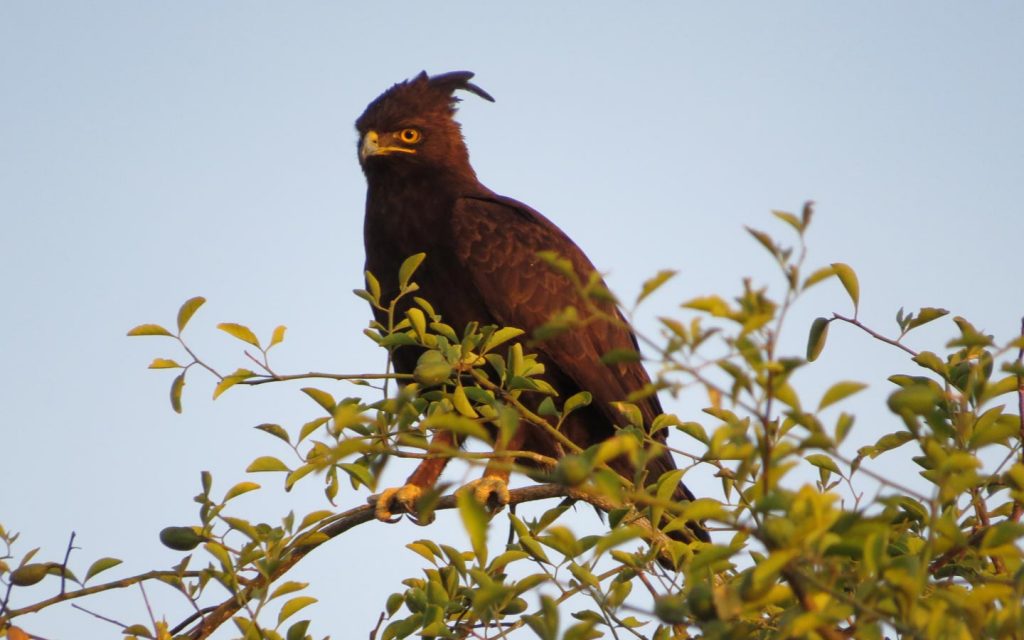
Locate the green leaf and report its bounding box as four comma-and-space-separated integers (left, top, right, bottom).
563, 391, 592, 415
806, 317, 830, 361
149, 358, 182, 369
682, 295, 732, 317
170, 372, 185, 414
422, 413, 489, 442
906, 307, 949, 331
84, 557, 122, 582
176, 296, 206, 332
298, 417, 330, 442
217, 322, 260, 347
339, 462, 375, 489
286, 620, 311, 640
269, 325, 287, 348
254, 423, 290, 444
818, 381, 867, 411
600, 348, 641, 364
297, 510, 334, 531
676, 421, 709, 444
802, 265, 835, 290
224, 481, 260, 501
568, 562, 599, 588
805, 454, 840, 474
830, 263, 860, 312
482, 327, 524, 352
212, 368, 253, 400
913, 351, 948, 377
364, 270, 381, 303
636, 269, 677, 305
406, 307, 427, 341
301, 387, 336, 413
457, 490, 489, 566
771, 209, 802, 232
872, 431, 915, 456
278, 596, 317, 625
247, 456, 290, 473
678, 498, 728, 523
746, 226, 779, 258
398, 253, 427, 289
271, 581, 309, 601
537, 396, 559, 416
127, 323, 173, 337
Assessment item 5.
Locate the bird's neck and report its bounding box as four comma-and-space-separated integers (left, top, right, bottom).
362, 165, 486, 274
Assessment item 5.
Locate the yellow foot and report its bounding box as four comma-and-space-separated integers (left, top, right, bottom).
459, 476, 511, 513
374, 484, 432, 524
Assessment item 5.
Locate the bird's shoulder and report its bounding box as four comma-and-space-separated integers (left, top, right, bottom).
450, 193, 593, 274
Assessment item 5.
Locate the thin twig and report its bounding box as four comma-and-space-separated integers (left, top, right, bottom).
59, 531, 76, 596
831, 313, 918, 357
4, 571, 202, 619
71, 603, 129, 629
241, 371, 412, 386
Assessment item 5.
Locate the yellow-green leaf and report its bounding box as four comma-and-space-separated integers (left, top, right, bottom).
407, 307, 427, 341
224, 481, 260, 501
247, 456, 290, 473
269, 325, 287, 348
176, 296, 206, 332
278, 596, 317, 625
127, 323, 173, 337
254, 423, 289, 444
298, 510, 334, 531
452, 384, 479, 418
398, 253, 426, 289
771, 209, 802, 232
636, 269, 677, 306
363, 270, 381, 303
217, 322, 260, 347
805, 454, 840, 474
270, 581, 309, 601
422, 413, 489, 442
831, 262, 859, 312
212, 368, 253, 400
301, 387, 336, 413
170, 372, 185, 414
818, 381, 867, 411
806, 317, 829, 362
149, 358, 181, 369
84, 557, 122, 582
563, 391, 591, 415
457, 490, 489, 566
482, 327, 525, 352
802, 265, 836, 290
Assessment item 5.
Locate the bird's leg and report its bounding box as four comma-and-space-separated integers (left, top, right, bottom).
458, 425, 528, 513
374, 430, 456, 524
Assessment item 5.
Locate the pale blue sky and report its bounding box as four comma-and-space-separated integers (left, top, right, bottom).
2, 3, 1022, 638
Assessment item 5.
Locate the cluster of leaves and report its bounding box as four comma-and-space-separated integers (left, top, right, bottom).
3, 205, 1022, 640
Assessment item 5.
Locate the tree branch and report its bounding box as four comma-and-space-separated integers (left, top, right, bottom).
184, 483, 685, 639
831, 313, 918, 357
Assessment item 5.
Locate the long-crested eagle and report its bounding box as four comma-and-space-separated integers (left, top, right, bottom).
356, 71, 706, 542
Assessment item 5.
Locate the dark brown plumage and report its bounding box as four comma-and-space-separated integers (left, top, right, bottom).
356, 71, 705, 542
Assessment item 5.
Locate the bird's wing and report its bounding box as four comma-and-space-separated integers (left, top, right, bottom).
451, 194, 664, 433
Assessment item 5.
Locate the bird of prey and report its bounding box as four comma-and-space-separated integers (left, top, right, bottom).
356, 71, 705, 542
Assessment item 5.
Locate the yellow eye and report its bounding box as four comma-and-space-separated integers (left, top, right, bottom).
398, 128, 422, 144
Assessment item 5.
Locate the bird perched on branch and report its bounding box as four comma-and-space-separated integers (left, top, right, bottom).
356, 71, 706, 542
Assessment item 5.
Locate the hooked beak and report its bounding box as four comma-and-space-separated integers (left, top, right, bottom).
359, 130, 416, 162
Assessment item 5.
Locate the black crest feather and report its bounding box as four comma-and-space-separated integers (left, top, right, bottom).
356, 70, 494, 133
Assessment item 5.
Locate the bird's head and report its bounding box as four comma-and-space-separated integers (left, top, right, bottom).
355, 71, 494, 179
